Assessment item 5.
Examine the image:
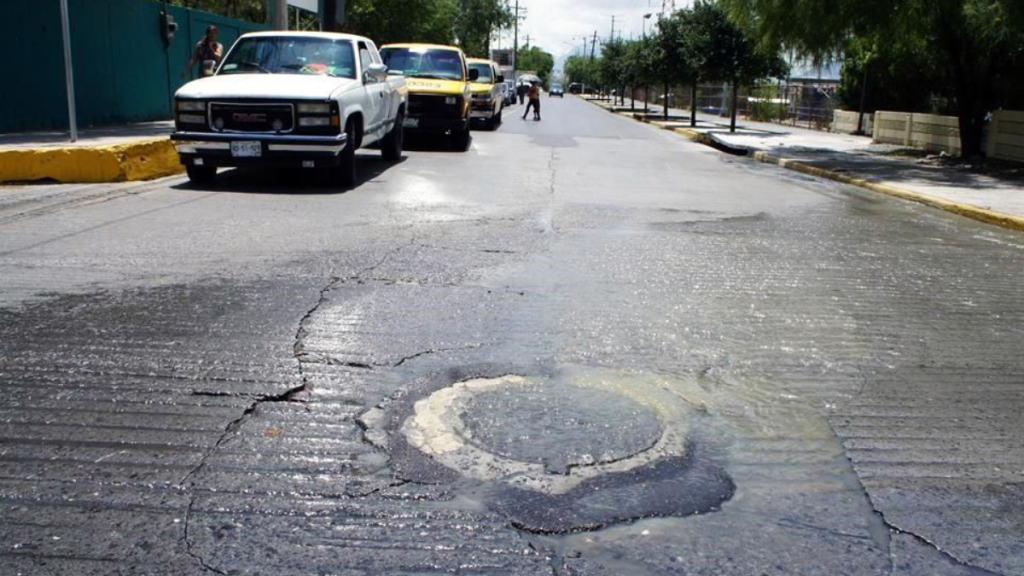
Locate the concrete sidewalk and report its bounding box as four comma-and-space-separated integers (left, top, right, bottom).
591, 98, 1024, 231
0, 122, 181, 184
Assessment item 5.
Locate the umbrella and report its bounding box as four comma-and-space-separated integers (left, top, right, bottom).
518, 74, 541, 83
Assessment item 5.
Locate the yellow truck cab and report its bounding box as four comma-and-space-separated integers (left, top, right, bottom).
379, 43, 476, 151
467, 58, 505, 130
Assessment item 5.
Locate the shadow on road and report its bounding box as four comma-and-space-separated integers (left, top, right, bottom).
173, 153, 407, 195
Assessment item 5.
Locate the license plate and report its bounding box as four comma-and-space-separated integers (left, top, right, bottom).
231, 141, 262, 157
403, 117, 419, 128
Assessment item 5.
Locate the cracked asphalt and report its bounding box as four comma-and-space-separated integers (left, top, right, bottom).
1, 96, 1023, 576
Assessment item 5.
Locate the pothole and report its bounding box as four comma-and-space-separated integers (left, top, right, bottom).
366, 365, 735, 533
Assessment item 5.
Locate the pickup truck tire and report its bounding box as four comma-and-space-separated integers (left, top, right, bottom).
333, 121, 358, 188
381, 110, 404, 162
452, 125, 471, 152
186, 165, 216, 185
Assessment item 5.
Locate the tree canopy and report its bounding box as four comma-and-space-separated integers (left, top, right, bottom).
518, 46, 555, 87
169, 0, 515, 54
718, 0, 1024, 156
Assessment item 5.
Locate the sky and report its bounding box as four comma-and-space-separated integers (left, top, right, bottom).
492, 0, 692, 73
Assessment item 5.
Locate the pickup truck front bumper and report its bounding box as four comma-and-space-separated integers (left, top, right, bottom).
403, 116, 470, 132
171, 132, 348, 169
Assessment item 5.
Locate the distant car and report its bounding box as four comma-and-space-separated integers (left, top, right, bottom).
568, 82, 583, 94
550, 85, 564, 97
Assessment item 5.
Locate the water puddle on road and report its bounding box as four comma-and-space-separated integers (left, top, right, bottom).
376, 364, 891, 574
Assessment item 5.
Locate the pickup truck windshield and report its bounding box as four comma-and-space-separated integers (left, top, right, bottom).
468, 63, 493, 83
220, 37, 356, 78
380, 47, 464, 81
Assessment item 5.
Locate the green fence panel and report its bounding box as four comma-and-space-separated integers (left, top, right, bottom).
0, 1, 69, 133
0, 0, 267, 134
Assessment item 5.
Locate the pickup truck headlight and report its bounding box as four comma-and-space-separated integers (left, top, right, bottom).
298, 117, 331, 127
177, 114, 206, 125
445, 96, 458, 105
297, 103, 331, 114
177, 101, 206, 112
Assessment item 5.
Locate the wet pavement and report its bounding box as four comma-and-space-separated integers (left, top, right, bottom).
1, 96, 1023, 575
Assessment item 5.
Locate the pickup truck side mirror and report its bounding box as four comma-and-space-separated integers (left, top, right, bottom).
496, 74, 505, 83
468, 68, 480, 82
365, 63, 388, 83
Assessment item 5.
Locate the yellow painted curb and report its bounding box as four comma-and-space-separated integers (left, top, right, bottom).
753, 151, 1024, 233
0, 138, 183, 184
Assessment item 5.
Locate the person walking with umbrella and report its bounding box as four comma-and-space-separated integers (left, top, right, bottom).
521, 80, 541, 121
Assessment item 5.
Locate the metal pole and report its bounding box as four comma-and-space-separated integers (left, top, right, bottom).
271, 0, 288, 30
512, 0, 519, 84
59, 0, 78, 142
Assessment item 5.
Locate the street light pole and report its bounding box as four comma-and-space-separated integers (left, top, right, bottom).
59, 0, 78, 143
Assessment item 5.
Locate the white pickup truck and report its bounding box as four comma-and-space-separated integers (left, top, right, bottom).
171, 32, 407, 187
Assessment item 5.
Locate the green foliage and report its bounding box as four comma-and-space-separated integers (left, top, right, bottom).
344, 0, 457, 45
453, 0, 514, 56
167, 0, 266, 22
565, 55, 601, 89
598, 38, 630, 94
835, 36, 939, 113
518, 46, 555, 87
747, 83, 787, 121
170, 0, 515, 54
681, 2, 787, 84
718, 0, 1024, 156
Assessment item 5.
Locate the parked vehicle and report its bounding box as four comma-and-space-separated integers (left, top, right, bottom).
501, 82, 515, 106
171, 32, 407, 187
467, 58, 505, 130
379, 43, 476, 151
569, 82, 583, 94
550, 84, 565, 97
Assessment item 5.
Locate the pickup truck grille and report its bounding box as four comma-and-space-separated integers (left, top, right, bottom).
408, 94, 463, 119
209, 102, 295, 133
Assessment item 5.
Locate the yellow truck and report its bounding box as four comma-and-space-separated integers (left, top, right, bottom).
379, 43, 476, 151
467, 58, 505, 130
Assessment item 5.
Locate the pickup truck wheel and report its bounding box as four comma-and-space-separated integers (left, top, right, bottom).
452, 125, 471, 152
489, 109, 502, 130
381, 111, 404, 162
186, 165, 216, 185
334, 122, 357, 188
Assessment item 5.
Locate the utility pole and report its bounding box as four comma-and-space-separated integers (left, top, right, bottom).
271, 0, 287, 30
59, 0, 77, 142
590, 30, 597, 60
512, 1, 527, 84
609, 15, 616, 44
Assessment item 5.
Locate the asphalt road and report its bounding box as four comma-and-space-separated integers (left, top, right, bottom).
1, 96, 1022, 576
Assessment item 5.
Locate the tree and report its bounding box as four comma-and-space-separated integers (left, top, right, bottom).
649, 10, 699, 120
518, 46, 555, 87
835, 36, 938, 115
599, 39, 630, 105
565, 55, 601, 91
718, 0, 1024, 157
453, 0, 514, 56
682, 2, 787, 132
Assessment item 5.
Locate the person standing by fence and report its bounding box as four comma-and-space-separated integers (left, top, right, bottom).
182, 25, 223, 79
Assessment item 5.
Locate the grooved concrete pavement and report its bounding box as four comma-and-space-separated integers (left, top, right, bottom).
1, 96, 1022, 575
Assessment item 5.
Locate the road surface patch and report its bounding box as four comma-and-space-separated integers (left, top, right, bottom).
364, 365, 735, 533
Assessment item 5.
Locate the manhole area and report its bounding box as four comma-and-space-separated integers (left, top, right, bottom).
372, 366, 736, 534
461, 382, 663, 474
